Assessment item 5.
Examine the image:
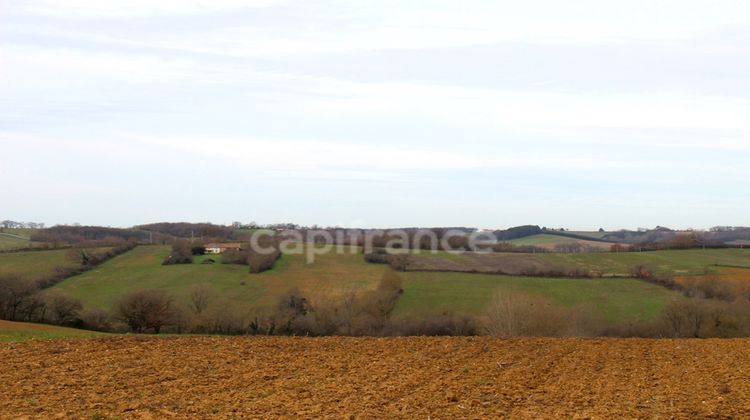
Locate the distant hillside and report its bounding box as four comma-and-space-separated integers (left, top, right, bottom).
496, 226, 750, 248
0, 228, 39, 250
507, 234, 615, 250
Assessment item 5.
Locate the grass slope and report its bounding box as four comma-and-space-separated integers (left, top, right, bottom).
0, 233, 30, 250
0, 320, 103, 342
539, 248, 750, 276
507, 233, 614, 250
48, 245, 704, 325
567, 231, 610, 239
410, 248, 750, 276
52, 245, 390, 312
0, 249, 84, 281
395, 272, 679, 322
0, 228, 41, 250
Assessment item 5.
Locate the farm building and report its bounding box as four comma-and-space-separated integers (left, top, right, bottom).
204, 243, 242, 254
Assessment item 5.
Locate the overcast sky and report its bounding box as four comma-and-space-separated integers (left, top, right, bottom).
1, 1, 748, 230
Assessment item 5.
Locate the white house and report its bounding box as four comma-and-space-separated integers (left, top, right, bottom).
204, 242, 242, 254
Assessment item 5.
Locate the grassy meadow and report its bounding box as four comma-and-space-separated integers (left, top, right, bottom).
507, 233, 613, 249
0, 234, 29, 250
395, 272, 680, 323
0, 249, 80, 281
539, 248, 750, 275
408, 248, 750, 276
0, 228, 42, 250
0, 320, 104, 342
2, 244, 745, 326
51, 245, 390, 312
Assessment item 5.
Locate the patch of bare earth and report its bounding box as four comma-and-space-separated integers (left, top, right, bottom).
1, 336, 749, 418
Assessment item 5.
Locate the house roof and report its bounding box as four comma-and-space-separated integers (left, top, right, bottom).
205, 242, 242, 249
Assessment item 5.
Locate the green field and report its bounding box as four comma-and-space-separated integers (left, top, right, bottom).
507, 233, 613, 249
0, 249, 85, 281
51, 245, 390, 312
42, 245, 740, 325
0, 228, 41, 250
395, 272, 679, 322
408, 248, 750, 276
568, 231, 610, 239
0, 234, 29, 250
0, 320, 103, 342
539, 248, 750, 275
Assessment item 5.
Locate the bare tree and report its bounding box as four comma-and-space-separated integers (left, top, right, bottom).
45, 292, 83, 325
189, 284, 214, 315
483, 291, 527, 336
662, 300, 707, 338
483, 291, 569, 337
0, 274, 38, 321
115, 290, 175, 333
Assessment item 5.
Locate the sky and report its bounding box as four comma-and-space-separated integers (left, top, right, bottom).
1, 0, 749, 230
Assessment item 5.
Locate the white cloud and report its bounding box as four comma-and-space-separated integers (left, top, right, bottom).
7, 0, 285, 18
2, 0, 750, 227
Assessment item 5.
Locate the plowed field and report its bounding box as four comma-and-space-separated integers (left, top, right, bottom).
2, 336, 749, 418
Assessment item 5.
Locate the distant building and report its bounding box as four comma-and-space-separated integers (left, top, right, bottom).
204, 242, 242, 254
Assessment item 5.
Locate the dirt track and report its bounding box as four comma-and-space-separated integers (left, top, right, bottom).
1, 336, 749, 418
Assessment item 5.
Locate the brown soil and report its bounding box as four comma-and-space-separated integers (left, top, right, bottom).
2, 336, 749, 418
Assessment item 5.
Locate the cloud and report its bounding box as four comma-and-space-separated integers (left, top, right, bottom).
2, 0, 750, 227
8, 0, 285, 18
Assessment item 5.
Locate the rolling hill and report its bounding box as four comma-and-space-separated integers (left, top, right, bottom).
51, 245, 389, 314
0, 243, 743, 328
41, 245, 707, 325
506, 233, 616, 250
0, 247, 113, 281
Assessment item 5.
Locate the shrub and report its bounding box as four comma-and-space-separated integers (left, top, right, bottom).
363, 250, 389, 264
0, 274, 38, 321
274, 288, 310, 335
162, 241, 193, 265
221, 246, 282, 274
248, 250, 281, 273
44, 292, 83, 325
482, 291, 602, 337
114, 289, 176, 333
682, 275, 738, 301
387, 254, 411, 271
221, 249, 244, 264
79, 308, 111, 331
188, 284, 213, 315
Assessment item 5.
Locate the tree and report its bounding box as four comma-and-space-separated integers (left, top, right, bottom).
275, 288, 309, 334
189, 285, 213, 315
0, 274, 38, 321
662, 300, 706, 338
79, 308, 111, 331
483, 291, 568, 337
248, 250, 281, 273
45, 292, 83, 325
387, 254, 411, 271
483, 291, 527, 336
115, 290, 175, 333
162, 240, 193, 265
